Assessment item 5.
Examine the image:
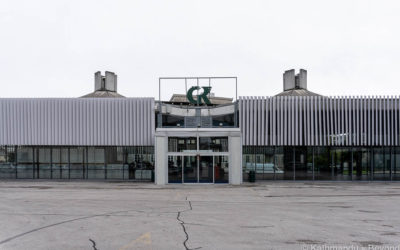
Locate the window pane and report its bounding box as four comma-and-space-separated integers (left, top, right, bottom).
199, 137, 228, 152
168, 137, 197, 152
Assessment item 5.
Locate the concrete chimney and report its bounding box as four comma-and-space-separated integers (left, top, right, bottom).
94, 71, 117, 92
283, 69, 307, 91
298, 69, 307, 89
283, 69, 295, 91
94, 71, 102, 91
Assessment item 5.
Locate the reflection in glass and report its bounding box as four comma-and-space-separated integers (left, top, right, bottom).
168, 137, 197, 152
314, 147, 332, 180
17, 147, 34, 178
70, 147, 85, 179
352, 147, 371, 180
106, 147, 125, 179
294, 147, 311, 180
394, 147, 400, 181
36, 148, 51, 179
199, 156, 213, 183
214, 156, 228, 183
87, 147, 105, 179
0, 146, 16, 179
199, 137, 228, 152
52, 148, 69, 179
168, 156, 182, 183
184, 156, 197, 183
332, 148, 351, 180
373, 148, 391, 180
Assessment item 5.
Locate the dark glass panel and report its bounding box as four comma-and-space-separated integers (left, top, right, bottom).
294, 147, 311, 180
199, 156, 213, 183
352, 147, 371, 181
69, 147, 85, 179
393, 147, 400, 181
87, 147, 105, 179
0, 146, 16, 179
199, 137, 228, 152
314, 147, 332, 180
183, 156, 197, 183
373, 147, 391, 180
168, 137, 197, 152
242, 146, 255, 181
214, 155, 229, 183
106, 147, 124, 179
16, 147, 34, 179
168, 155, 182, 183
52, 148, 69, 179
332, 148, 351, 180
36, 148, 51, 179
162, 114, 184, 127
212, 114, 234, 127
126, 146, 154, 181
262, 147, 275, 180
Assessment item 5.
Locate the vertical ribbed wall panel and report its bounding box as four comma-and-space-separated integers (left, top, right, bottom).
0, 98, 154, 146
239, 96, 400, 146
322, 97, 325, 146
261, 97, 265, 145
396, 97, 399, 146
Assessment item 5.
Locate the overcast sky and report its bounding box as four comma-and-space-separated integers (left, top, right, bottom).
1, 0, 399, 99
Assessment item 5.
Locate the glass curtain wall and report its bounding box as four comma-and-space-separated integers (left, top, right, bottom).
242, 146, 400, 181
106, 147, 125, 179
294, 147, 312, 180
352, 147, 371, 180
36, 148, 51, 179
168, 155, 182, 183
70, 147, 85, 179
17, 147, 34, 178
394, 147, 400, 181
332, 147, 351, 180
314, 147, 332, 180
52, 148, 69, 179
0, 146, 16, 179
214, 155, 229, 183
0, 146, 154, 181
373, 147, 391, 180
126, 146, 154, 180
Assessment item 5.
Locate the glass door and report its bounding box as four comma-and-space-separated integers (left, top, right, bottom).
167, 154, 228, 183
168, 156, 182, 183
199, 156, 213, 183
214, 155, 229, 183
184, 156, 197, 183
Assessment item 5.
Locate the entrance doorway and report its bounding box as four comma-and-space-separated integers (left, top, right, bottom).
168, 155, 228, 183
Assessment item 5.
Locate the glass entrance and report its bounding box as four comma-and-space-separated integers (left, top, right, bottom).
168, 155, 228, 183
167, 136, 229, 183
199, 156, 213, 183
184, 156, 197, 183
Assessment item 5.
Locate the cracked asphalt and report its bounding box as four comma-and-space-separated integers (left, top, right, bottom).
1, 181, 400, 250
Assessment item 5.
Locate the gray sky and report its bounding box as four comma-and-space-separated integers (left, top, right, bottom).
1, 0, 399, 99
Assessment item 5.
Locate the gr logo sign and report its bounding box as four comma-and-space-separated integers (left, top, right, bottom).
186, 86, 212, 105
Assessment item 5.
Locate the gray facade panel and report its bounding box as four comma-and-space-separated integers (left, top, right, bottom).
0, 98, 155, 146
240, 96, 400, 146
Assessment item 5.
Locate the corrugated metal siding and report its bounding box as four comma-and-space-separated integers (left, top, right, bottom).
0, 98, 154, 146
239, 96, 400, 146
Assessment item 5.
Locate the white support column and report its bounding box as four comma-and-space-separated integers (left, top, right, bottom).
155, 135, 168, 185
229, 135, 242, 185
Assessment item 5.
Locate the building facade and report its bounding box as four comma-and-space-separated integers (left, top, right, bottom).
0, 70, 399, 183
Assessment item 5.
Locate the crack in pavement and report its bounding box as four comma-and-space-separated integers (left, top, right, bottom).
89, 238, 98, 250
177, 196, 200, 250
0, 209, 146, 245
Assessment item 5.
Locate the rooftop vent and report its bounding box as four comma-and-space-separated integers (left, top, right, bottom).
81, 71, 124, 98
283, 69, 307, 91
95, 71, 117, 92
